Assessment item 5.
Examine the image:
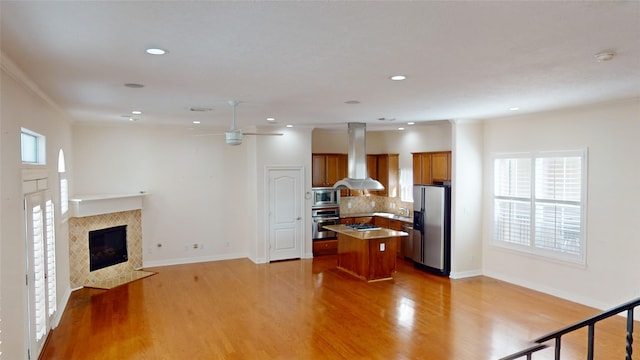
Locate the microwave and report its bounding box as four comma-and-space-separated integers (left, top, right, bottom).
312, 187, 340, 208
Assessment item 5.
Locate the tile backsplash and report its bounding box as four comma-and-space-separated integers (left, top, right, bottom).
340, 195, 412, 217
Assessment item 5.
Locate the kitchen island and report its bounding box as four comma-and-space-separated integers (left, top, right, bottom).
323, 224, 408, 282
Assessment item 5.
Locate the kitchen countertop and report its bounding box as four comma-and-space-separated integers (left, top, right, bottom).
324, 224, 408, 240
340, 212, 412, 223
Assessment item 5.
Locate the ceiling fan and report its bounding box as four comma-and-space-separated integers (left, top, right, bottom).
214, 100, 284, 145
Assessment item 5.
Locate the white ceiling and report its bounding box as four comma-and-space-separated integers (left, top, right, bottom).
1, 1, 639, 131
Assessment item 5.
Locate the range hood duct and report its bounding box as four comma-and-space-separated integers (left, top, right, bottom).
333, 123, 385, 191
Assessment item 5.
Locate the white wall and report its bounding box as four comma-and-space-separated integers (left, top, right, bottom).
72, 124, 253, 266
451, 121, 484, 278
1, 56, 73, 359
254, 127, 314, 262
482, 99, 640, 309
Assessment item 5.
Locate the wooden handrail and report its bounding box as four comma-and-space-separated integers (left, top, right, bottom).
498, 297, 640, 360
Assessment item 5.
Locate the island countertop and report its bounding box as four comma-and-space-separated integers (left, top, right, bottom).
323, 224, 408, 240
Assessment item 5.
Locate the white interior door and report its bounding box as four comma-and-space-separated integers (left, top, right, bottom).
267, 167, 303, 261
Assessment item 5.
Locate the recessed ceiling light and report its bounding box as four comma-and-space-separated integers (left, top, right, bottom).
390, 75, 406, 81
266, 117, 275, 122
192, 121, 201, 124
407, 122, 415, 125
129, 118, 137, 122
146, 48, 167, 55
286, 124, 293, 128
344, 100, 361, 105
509, 107, 520, 111
131, 110, 142, 115
398, 127, 405, 131
124, 83, 144, 88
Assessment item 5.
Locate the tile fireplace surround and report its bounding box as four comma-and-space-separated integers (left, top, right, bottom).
68, 194, 145, 289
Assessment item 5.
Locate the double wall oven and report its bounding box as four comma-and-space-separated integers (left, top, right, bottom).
311, 187, 340, 241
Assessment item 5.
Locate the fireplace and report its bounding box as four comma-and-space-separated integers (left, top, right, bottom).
89, 225, 128, 271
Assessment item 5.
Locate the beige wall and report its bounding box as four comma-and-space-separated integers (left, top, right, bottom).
482, 99, 640, 309
1, 56, 73, 359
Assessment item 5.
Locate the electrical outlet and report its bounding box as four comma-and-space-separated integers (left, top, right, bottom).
379, 242, 385, 252
225, 241, 230, 247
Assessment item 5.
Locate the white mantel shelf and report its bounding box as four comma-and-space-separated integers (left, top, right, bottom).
69, 193, 148, 218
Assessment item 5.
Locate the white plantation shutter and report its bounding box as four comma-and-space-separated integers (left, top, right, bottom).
25, 190, 57, 359
30, 202, 47, 342
45, 199, 57, 317
493, 151, 587, 263
534, 156, 583, 255
494, 158, 531, 246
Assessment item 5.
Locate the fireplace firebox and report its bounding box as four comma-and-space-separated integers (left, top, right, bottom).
89, 225, 128, 271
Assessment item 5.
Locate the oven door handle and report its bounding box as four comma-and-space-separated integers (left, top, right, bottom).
313, 217, 340, 222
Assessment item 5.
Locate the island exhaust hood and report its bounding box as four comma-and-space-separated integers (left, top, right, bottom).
333, 123, 384, 191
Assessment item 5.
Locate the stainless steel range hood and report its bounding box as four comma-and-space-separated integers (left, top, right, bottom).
333, 123, 384, 191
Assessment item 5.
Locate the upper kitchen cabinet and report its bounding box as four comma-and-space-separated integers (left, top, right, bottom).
350, 154, 398, 197
413, 151, 451, 185
312, 153, 348, 193
370, 154, 399, 197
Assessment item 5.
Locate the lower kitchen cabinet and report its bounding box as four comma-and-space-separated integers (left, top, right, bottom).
313, 239, 338, 256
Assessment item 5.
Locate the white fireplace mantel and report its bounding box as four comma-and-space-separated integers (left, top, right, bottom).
69, 193, 148, 218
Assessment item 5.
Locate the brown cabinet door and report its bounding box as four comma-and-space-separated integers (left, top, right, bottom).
373, 216, 390, 228
413, 153, 432, 185
325, 154, 342, 186
388, 219, 403, 231
312, 154, 327, 187
431, 152, 450, 182
312, 153, 348, 188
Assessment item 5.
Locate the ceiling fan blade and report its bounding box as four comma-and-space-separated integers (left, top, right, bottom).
193, 133, 225, 137
243, 132, 284, 136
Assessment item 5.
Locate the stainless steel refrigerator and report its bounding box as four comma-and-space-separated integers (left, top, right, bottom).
412, 184, 451, 276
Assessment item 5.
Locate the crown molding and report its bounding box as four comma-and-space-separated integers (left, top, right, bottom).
1, 51, 66, 115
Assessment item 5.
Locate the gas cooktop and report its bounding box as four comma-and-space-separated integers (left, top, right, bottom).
346, 223, 381, 231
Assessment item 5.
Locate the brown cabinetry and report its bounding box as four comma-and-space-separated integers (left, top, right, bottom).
412, 151, 451, 185
365, 154, 399, 197
312, 153, 347, 187
313, 239, 338, 256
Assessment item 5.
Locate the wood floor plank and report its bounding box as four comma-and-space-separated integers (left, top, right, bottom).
40, 256, 633, 359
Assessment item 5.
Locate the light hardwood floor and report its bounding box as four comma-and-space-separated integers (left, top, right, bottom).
41, 256, 630, 359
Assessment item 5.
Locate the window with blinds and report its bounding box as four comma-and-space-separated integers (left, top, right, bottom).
492, 150, 587, 264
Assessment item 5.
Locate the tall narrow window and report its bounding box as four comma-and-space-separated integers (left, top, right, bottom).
492, 150, 587, 264
399, 168, 414, 202
58, 150, 68, 220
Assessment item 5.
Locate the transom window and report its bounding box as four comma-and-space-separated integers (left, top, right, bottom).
492, 150, 587, 264
21, 128, 46, 165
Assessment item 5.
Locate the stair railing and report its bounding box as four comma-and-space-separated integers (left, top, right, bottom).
499, 297, 640, 360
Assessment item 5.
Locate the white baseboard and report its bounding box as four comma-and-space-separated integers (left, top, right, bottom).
52, 286, 73, 328
483, 269, 611, 311
450, 269, 483, 279
142, 252, 248, 268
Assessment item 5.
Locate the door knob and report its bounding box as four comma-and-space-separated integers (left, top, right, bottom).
296, 217, 301, 220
